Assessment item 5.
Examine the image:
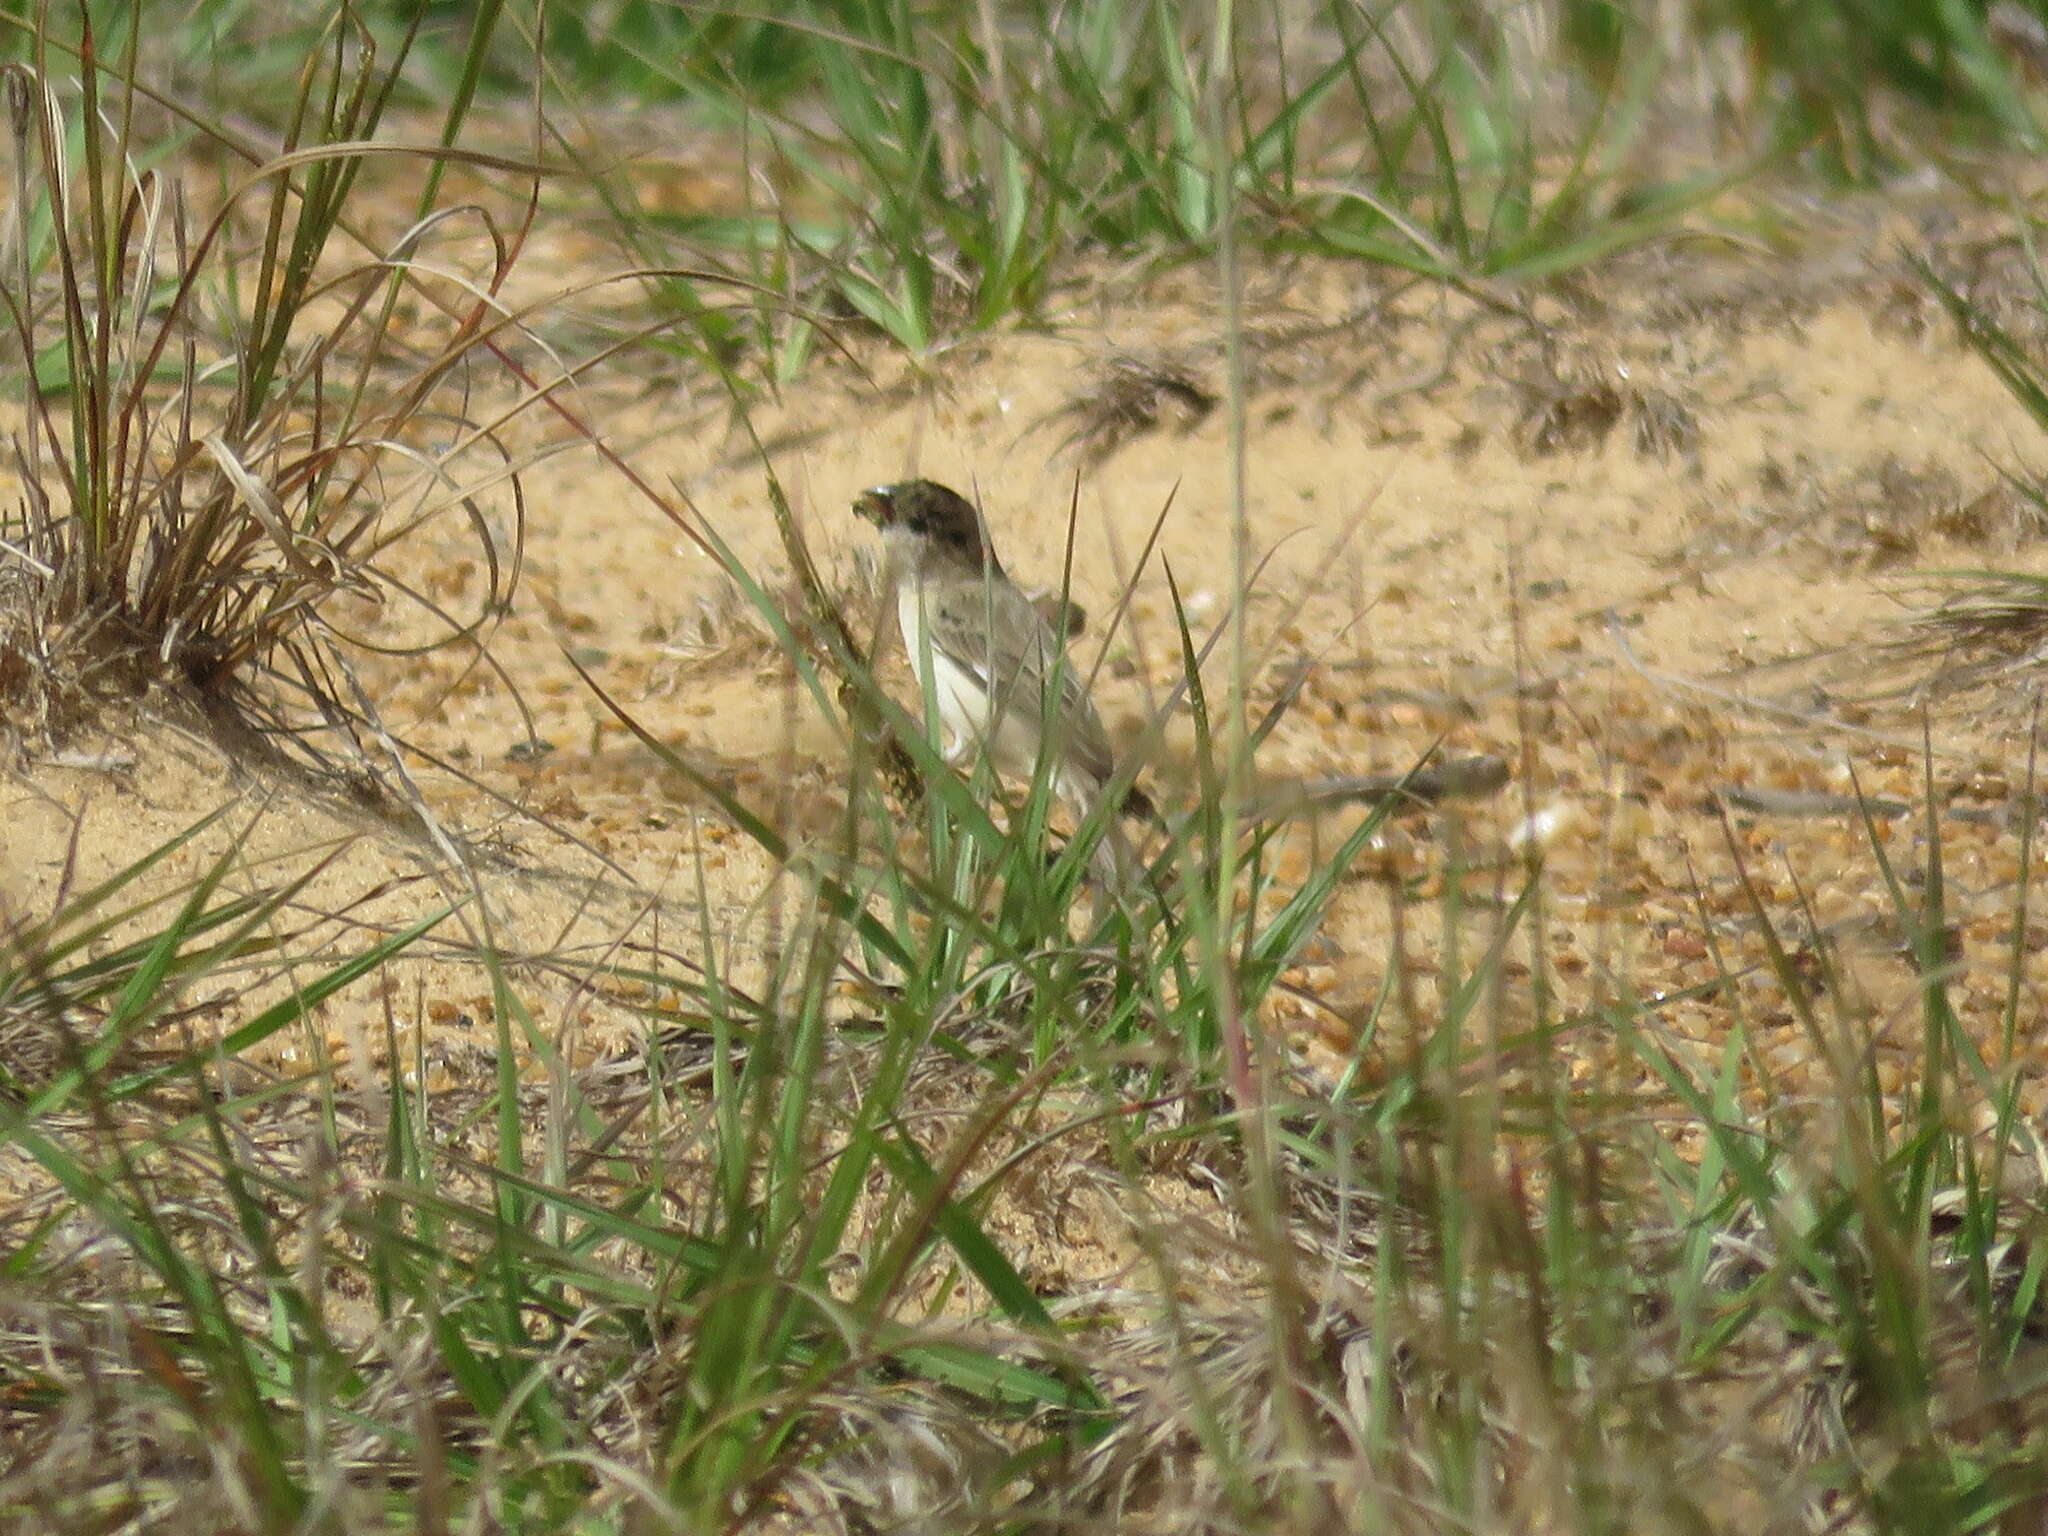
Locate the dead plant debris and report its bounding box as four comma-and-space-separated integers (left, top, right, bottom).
1693, 453, 2047, 569
1052, 351, 1219, 464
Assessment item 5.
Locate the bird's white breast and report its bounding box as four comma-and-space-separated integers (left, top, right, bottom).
898, 581, 988, 753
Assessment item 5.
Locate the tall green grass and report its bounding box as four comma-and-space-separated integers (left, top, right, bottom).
535, 0, 2042, 371
588, 0, 1731, 365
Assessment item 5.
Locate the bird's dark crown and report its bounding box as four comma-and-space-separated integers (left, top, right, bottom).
853, 479, 994, 569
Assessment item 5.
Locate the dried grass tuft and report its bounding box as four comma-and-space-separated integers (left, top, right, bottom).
1844, 570, 2048, 716
1692, 454, 2048, 571
1509, 341, 1702, 462
1052, 351, 1218, 465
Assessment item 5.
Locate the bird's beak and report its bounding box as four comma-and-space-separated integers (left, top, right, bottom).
852, 486, 895, 525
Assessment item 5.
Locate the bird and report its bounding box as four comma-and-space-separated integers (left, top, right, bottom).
851, 479, 1155, 840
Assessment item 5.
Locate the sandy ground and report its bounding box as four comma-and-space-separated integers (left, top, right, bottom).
7, 210, 2048, 1145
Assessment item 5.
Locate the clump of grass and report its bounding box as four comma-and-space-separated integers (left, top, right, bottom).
1051, 350, 1219, 465
1848, 570, 2048, 722
1504, 333, 1703, 461
1690, 453, 2043, 573
0, 9, 540, 779
1908, 572, 2048, 663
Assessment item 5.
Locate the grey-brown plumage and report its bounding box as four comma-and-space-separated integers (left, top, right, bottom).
852, 479, 1153, 827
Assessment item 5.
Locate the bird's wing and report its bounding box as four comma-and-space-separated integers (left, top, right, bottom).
928, 579, 1116, 782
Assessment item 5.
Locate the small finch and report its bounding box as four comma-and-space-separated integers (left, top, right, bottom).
852, 478, 1154, 844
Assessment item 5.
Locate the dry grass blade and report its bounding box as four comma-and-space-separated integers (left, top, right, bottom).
198, 433, 357, 590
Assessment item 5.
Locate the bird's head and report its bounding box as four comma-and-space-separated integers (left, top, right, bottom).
853, 479, 993, 571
